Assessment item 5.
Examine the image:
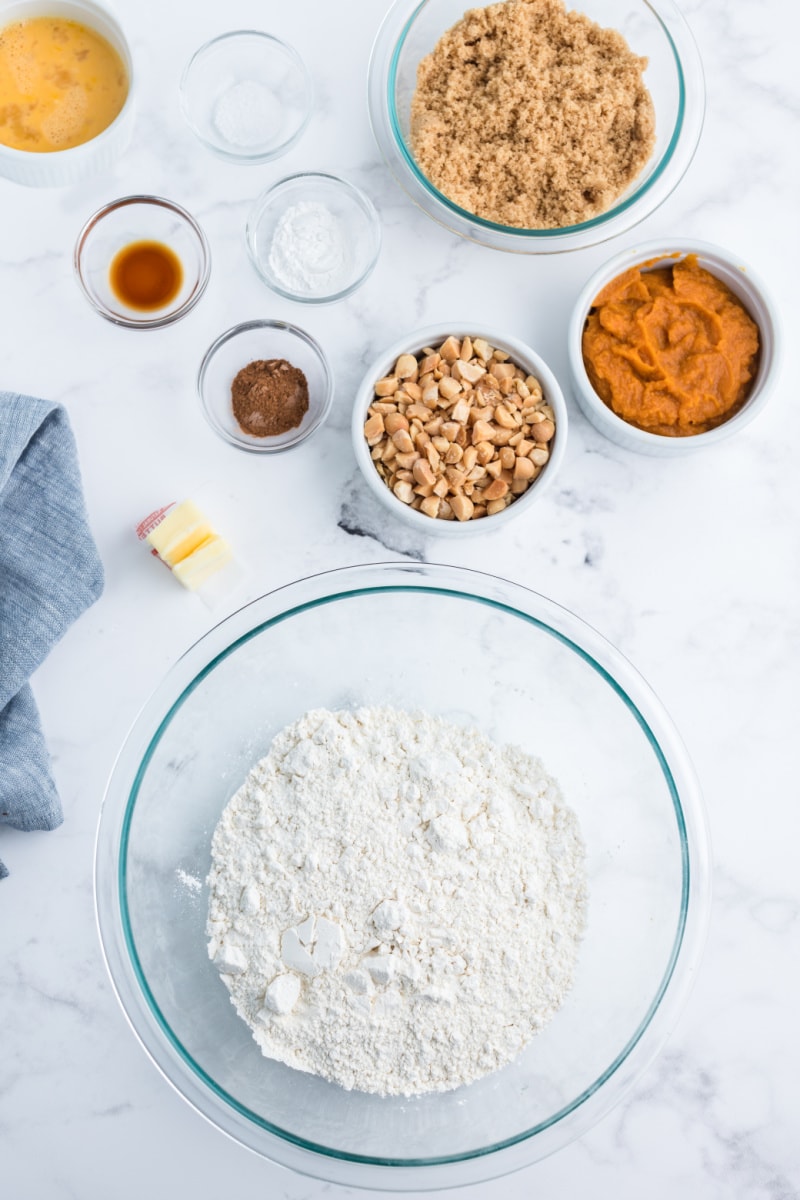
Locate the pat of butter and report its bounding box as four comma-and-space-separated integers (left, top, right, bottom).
146, 500, 212, 567
171, 534, 233, 591
138, 498, 240, 601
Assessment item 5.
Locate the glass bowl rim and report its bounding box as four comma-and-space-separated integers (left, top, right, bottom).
178, 29, 314, 163
73, 194, 211, 330
95, 562, 711, 1182
245, 171, 382, 304
196, 317, 334, 453
368, 0, 706, 252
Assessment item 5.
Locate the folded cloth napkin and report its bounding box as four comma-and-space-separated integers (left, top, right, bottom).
0, 392, 103, 879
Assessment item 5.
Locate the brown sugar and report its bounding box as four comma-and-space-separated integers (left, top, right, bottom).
231, 359, 309, 438
410, 0, 656, 229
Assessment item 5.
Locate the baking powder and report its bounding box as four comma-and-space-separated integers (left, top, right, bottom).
267, 201, 350, 294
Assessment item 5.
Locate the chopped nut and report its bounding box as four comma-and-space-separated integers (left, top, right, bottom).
395, 354, 418, 381
490, 361, 516, 381
393, 480, 414, 504
439, 335, 461, 362
438, 376, 462, 401
412, 458, 437, 488
461, 445, 478, 472
364, 337, 553, 523
472, 419, 495, 445
483, 478, 509, 501
445, 466, 467, 490
450, 398, 471, 424
454, 358, 486, 384
450, 493, 475, 522
493, 405, 517, 430
364, 413, 385, 445
384, 412, 409, 435
391, 428, 415, 454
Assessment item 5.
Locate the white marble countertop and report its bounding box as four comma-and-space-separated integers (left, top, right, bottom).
2, 0, 798, 1196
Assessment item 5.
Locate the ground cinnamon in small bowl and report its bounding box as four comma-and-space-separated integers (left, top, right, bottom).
231, 359, 309, 437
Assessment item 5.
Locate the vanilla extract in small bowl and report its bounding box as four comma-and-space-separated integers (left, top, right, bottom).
74, 195, 210, 329
109, 240, 183, 311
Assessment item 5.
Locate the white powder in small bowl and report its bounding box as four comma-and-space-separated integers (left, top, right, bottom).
267, 201, 351, 295
212, 79, 282, 149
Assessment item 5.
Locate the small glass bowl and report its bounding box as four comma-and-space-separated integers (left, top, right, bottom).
567, 240, 782, 455
368, 0, 705, 254
74, 196, 211, 330
246, 173, 381, 303
197, 319, 333, 453
180, 31, 312, 163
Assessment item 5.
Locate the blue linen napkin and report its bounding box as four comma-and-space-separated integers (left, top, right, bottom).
0, 392, 103, 879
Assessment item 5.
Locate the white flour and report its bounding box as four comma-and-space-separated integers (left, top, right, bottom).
267, 201, 349, 294
206, 707, 586, 1096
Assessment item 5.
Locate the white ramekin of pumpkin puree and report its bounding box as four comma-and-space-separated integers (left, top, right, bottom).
0, 0, 134, 185
568, 240, 782, 456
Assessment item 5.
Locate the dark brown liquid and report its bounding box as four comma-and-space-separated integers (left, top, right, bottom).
109, 240, 183, 311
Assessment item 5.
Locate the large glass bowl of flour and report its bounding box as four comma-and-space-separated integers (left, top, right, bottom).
95, 562, 710, 1188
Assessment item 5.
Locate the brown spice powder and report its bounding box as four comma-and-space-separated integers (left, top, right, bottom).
231, 359, 309, 438
410, 0, 656, 230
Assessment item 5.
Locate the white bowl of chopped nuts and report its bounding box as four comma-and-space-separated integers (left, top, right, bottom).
352, 327, 567, 535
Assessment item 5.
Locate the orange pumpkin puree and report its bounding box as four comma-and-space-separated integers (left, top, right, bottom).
582, 256, 760, 437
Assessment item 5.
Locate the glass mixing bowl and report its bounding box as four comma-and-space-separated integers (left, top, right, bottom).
367, 0, 705, 253
95, 563, 710, 1189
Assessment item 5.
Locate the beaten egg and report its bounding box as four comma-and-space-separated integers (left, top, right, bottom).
0, 16, 128, 152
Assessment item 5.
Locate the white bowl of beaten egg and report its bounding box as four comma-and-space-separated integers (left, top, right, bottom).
0, 0, 133, 186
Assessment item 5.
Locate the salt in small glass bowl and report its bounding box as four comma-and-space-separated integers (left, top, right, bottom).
73, 195, 211, 330
179, 31, 313, 163
246, 172, 381, 304
197, 319, 333, 453
567, 239, 782, 455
